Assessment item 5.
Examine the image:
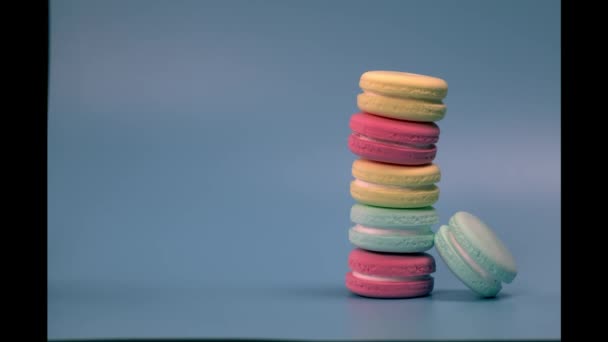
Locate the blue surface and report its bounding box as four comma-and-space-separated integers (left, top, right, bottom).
48, 0, 560, 339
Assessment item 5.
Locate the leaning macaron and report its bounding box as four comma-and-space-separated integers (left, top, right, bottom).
350, 159, 440, 208
349, 203, 437, 253
348, 112, 439, 165
434, 211, 517, 297
357, 70, 448, 122
346, 248, 436, 298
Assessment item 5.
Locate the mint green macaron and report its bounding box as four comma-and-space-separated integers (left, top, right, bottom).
348, 203, 437, 253
434, 211, 517, 297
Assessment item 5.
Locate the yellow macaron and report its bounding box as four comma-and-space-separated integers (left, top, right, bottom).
357, 70, 448, 122
350, 159, 441, 208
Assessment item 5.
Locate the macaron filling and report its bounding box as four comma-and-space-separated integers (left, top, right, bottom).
352, 132, 434, 149
446, 229, 493, 281
352, 272, 431, 282
353, 224, 430, 236
354, 179, 435, 190
362, 89, 443, 104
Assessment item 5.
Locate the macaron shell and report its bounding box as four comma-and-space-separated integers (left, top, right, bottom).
352, 159, 441, 186
350, 181, 439, 208
359, 70, 448, 101
346, 272, 434, 298
449, 212, 517, 283
349, 133, 437, 165
349, 226, 434, 253
349, 112, 440, 145
434, 225, 502, 297
350, 203, 439, 228
358, 92, 446, 122
348, 248, 436, 277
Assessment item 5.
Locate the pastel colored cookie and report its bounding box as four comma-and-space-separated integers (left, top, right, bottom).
350, 159, 440, 208
434, 211, 517, 297
357, 70, 448, 122
346, 248, 435, 298
349, 203, 437, 253
348, 112, 439, 165
359, 70, 448, 101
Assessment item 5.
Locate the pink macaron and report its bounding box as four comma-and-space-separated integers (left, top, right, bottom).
346, 248, 436, 298
348, 112, 439, 165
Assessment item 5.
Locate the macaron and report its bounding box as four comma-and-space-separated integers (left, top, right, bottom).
346, 248, 436, 298
434, 211, 517, 297
349, 203, 437, 253
348, 112, 439, 165
350, 159, 440, 208
357, 70, 448, 122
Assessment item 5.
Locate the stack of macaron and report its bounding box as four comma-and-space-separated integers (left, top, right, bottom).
344, 71, 518, 299
345, 70, 448, 298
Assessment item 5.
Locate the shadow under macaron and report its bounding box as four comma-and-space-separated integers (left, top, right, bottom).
429, 289, 512, 302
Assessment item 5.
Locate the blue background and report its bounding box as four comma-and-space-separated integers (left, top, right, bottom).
48, 0, 560, 339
